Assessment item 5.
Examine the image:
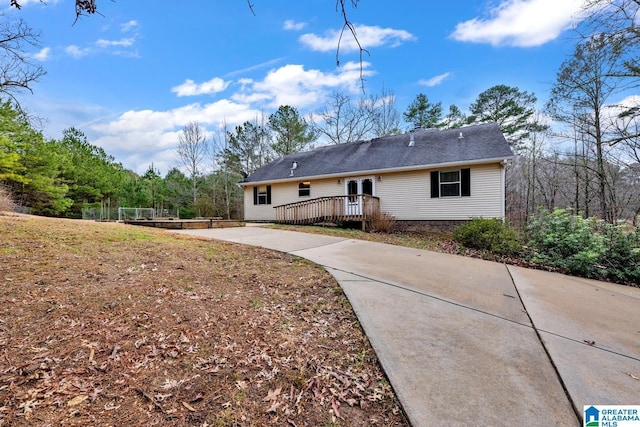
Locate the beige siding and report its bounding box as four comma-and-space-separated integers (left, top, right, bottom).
376, 164, 504, 220
243, 178, 344, 221
243, 163, 505, 221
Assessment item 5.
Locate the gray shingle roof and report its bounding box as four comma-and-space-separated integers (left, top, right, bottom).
242, 122, 513, 184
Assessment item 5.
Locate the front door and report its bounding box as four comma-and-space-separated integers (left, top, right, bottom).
345, 177, 374, 215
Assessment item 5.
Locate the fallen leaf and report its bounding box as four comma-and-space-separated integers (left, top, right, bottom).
331, 398, 342, 419
110, 345, 120, 358
67, 395, 89, 407
263, 387, 282, 402
182, 401, 196, 412
266, 400, 281, 413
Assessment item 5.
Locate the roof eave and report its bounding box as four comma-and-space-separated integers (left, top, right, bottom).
238, 155, 514, 187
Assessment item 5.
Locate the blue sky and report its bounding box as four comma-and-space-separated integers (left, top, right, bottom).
6, 0, 591, 174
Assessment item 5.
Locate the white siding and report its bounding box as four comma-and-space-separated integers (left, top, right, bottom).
244, 163, 505, 221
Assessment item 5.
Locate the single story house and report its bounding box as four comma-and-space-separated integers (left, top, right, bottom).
239, 122, 514, 230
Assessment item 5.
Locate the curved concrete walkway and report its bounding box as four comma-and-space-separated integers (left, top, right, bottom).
172, 226, 640, 426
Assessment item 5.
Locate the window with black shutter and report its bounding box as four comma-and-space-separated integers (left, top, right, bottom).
254, 185, 272, 205
431, 168, 471, 198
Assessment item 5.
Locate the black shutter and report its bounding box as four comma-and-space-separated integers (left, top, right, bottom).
461, 168, 471, 197
253, 186, 258, 205
430, 171, 439, 198
266, 185, 272, 205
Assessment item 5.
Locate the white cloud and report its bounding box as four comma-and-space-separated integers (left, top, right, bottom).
419, 72, 452, 87
90, 100, 259, 174
284, 19, 307, 31
65, 45, 91, 58
450, 0, 585, 47
33, 47, 51, 61
300, 24, 416, 52
121, 20, 139, 33
88, 61, 373, 174
171, 77, 231, 97
602, 95, 640, 123
96, 38, 135, 48
92, 100, 257, 147
232, 61, 374, 109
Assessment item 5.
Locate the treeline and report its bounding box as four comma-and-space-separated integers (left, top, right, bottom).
0, 102, 244, 219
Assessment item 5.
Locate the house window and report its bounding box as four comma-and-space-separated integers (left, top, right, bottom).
362, 178, 373, 196
298, 182, 311, 197
431, 168, 470, 198
253, 185, 272, 205
440, 170, 461, 197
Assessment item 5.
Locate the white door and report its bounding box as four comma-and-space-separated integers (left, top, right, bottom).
345, 179, 360, 215
344, 178, 374, 215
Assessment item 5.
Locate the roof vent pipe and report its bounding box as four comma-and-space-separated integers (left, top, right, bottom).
458, 132, 464, 140
409, 130, 415, 147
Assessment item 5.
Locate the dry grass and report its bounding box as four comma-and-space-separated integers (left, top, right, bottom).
271, 223, 460, 253
0, 215, 407, 426
366, 212, 396, 234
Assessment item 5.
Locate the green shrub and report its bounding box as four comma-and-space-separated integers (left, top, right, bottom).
453, 218, 522, 256
526, 209, 604, 277
599, 222, 640, 283
525, 209, 640, 284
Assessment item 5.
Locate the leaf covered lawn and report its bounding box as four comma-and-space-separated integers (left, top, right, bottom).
0, 215, 407, 426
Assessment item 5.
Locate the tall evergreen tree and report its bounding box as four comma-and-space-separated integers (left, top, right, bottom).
402, 93, 443, 129
468, 85, 544, 150
268, 105, 317, 156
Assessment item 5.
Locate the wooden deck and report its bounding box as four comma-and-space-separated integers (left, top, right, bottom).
274, 194, 380, 230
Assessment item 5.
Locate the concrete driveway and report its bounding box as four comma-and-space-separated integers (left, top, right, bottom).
172, 226, 640, 426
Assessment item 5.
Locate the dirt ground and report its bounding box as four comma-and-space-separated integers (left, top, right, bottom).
0, 214, 408, 426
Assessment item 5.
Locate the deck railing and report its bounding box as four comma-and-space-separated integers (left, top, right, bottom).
274, 194, 380, 229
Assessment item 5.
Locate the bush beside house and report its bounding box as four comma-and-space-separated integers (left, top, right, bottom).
453, 210, 640, 285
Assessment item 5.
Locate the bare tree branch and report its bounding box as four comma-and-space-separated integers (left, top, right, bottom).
246, 0, 256, 16
336, 0, 368, 90
0, 17, 46, 105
